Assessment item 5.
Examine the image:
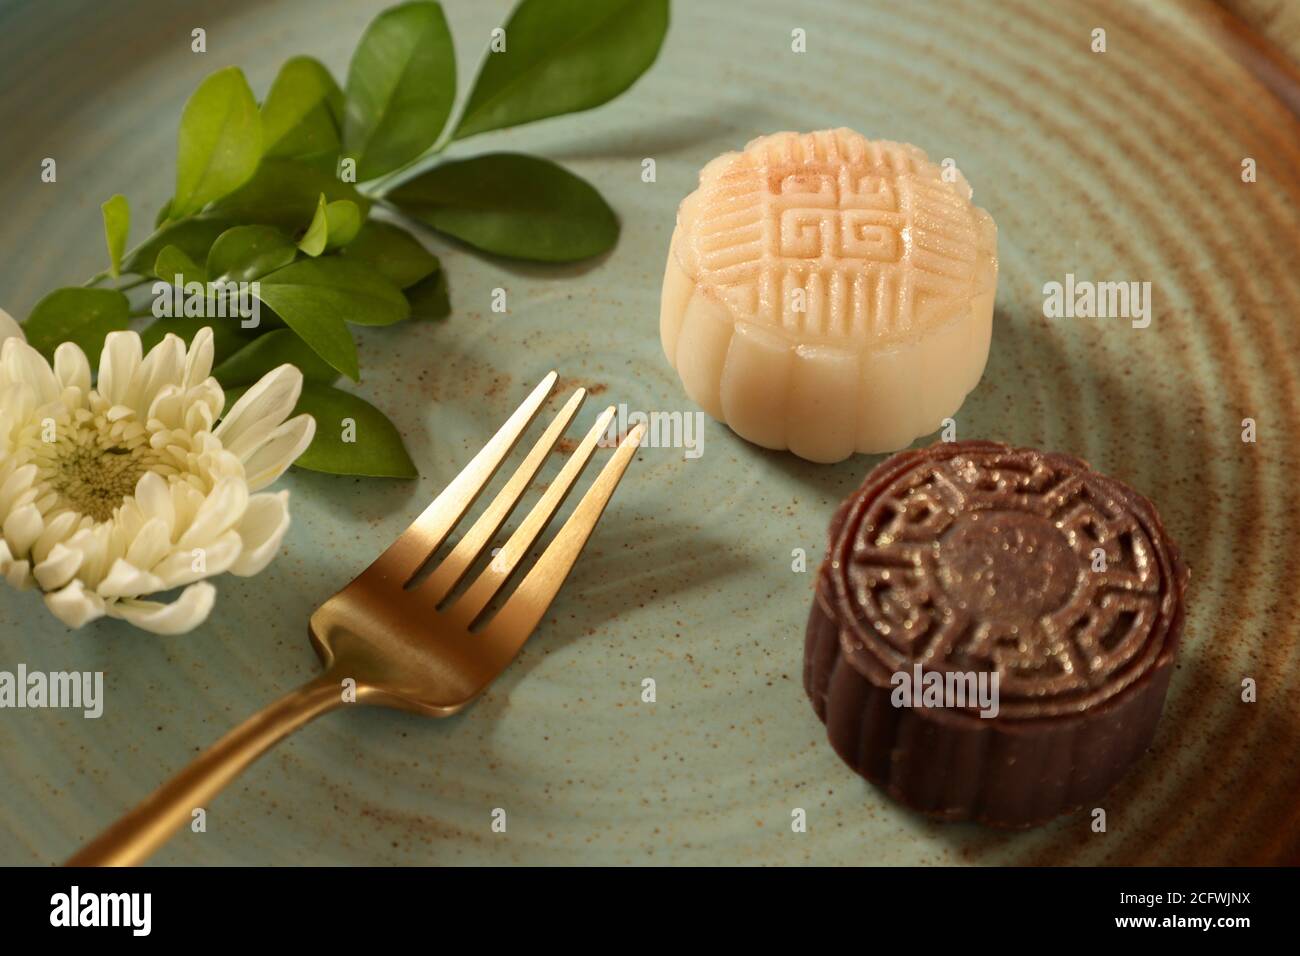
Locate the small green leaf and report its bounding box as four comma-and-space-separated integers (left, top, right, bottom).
213, 330, 340, 388
101, 194, 129, 278
153, 245, 207, 285
212, 328, 342, 387
343, 1, 455, 181
173, 66, 263, 217
324, 200, 361, 250
22, 288, 130, 360
154, 198, 173, 228
386, 152, 618, 261
213, 158, 370, 231
299, 194, 330, 257
260, 56, 344, 167
254, 257, 409, 380
139, 317, 257, 365
259, 256, 409, 328
454, 0, 669, 141
123, 216, 236, 277
405, 269, 450, 321
298, 196, 360, 256
340, 220, 439, 288
248, 307, 355, 380
206, 225, 298, 283
292, 383, 417, 478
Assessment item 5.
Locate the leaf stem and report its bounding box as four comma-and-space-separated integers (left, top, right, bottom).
360, 140, 448, 197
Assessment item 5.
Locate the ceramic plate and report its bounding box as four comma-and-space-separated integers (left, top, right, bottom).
1, 0, 1297, 865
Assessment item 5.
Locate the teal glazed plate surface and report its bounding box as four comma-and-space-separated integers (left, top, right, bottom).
1, 0, 1299, 865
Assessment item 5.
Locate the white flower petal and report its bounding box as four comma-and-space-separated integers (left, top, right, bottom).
183, 327, 215, 389
45, 579, 107, 628
2, 502, 44, 557
0, 306, 23, 345
146, 383, 185, 429
170, 480, 207, 536
124, 516, 172, 571
0, 382, 36, 430
214, 364, 304, 458
109, 498, 145, 548
133, 471, 175, 529
0, 539, 35, 590
2, 339, 60, 405
32, 510, 80, 562
33, 542, 83, 591
53, 342, 91, 394
178, 477, 248, 548
4, 560, 33, 590
191, 379, 224, 425
109, 581, 215, 635
183, 388, 220, 434
231, 491, 290, 576
97, 330, 143, 407
97, 557, 167, 598
133, 333, 186, 411
0, 463, 36, 518
64, 524, 112, 588
152, 529, 241, 587
243, 414, 315, 491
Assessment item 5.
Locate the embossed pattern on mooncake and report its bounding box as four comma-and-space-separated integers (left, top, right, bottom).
681, 129, 991, 344
825, 442, 1185, 718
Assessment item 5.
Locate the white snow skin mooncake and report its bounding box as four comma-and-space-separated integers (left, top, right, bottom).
660, 129, 998, 463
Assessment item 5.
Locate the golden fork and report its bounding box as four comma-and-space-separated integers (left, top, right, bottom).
67, 372, 643, 866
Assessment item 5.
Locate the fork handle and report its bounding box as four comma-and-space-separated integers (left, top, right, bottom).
66, 671, 346, 866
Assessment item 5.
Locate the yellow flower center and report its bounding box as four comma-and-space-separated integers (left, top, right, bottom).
28, 410, 163, 523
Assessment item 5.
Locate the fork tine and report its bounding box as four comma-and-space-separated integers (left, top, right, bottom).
449, 405, 619, 624
364, 372, 558, 586
475, 423, 644, 670
420, 388, 587, 605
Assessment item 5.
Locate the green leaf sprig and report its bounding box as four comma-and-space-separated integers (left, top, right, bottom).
27, 0, 670, 478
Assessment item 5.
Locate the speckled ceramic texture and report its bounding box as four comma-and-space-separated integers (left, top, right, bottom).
1, 0, 1297, 865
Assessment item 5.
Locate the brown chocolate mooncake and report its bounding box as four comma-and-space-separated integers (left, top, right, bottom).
804, 441, 1189, 828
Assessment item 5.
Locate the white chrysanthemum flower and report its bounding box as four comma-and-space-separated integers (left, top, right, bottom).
0, 324, 315, 634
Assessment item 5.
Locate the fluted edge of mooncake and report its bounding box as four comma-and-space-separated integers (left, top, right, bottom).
660, 224, 998, 463
804, 588, 1181, 828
